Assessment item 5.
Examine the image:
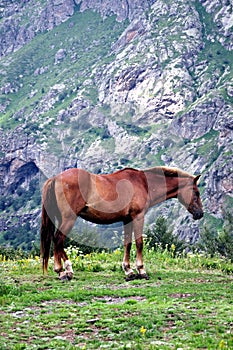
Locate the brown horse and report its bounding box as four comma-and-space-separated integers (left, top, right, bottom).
40, 166, 203, 280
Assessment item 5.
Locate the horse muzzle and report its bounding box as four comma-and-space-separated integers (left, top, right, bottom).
192, 210, 203, 220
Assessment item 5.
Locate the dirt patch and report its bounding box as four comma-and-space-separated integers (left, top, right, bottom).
10, 299, 87, 319
41, 299, 77, 306
104, 281, 157, 290
168, 293, 195, 299
40, 299, 89, 307
53, 329, 76, 343
93, 296, 146, 304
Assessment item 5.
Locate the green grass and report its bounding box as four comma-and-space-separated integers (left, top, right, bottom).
0, 247, 232, 349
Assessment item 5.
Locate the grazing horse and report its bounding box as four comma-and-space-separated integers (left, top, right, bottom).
40, 166, 203, 280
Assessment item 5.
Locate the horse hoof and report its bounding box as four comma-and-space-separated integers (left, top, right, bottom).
59, 275, 68, 281
66, 272, 73, 281
125, 273, 137, 281
59, 271, 68, 281
138, 273, 150, 280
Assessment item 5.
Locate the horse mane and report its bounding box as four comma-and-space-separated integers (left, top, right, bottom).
113, 167, 140, 175
108, 166, 193, 178
143, 166, 194, 178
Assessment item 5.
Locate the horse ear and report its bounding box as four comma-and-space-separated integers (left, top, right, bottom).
194, 174, 201, 184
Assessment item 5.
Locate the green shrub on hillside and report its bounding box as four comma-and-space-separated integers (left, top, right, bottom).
145, 216, 187, 256
198, 211, 233, 262
0, 245, 27, 261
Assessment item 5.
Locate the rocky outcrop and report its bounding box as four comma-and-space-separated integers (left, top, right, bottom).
75, 0, 155, 22
0, 0, 75, 57
97, 0, 204, 122
0, 0, 156, 58
0, 128, 39, 194
199, 0, 233, 50
171, 95, 232, 140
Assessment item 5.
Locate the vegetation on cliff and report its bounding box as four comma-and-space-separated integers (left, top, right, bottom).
0, 0, 232, 249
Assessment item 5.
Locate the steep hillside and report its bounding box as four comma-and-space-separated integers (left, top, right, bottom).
0, 0, 232, 250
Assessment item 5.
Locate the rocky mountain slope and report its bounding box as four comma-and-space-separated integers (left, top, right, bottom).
0, 0, 232, 249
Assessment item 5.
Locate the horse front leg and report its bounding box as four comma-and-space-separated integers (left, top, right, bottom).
122, 222, 136, 280
133, 215, 149, 280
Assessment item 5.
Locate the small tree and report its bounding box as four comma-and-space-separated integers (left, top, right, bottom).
198, 225, 219, 258
145, 216, 186, 256
198, 211, 233, 261
218, 211, 233, 262
218, 229, 233, 262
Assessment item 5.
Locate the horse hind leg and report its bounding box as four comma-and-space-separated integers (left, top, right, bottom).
54, 217, 76, 281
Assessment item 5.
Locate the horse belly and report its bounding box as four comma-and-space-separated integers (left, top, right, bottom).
79, 206, 124, 225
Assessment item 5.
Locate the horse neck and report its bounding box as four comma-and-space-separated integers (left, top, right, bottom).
145, 170, 179, 207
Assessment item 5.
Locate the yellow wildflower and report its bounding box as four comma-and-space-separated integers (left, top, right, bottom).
140, 326, 146, 336
219, 340, 226, 349
171, 244, 176, 251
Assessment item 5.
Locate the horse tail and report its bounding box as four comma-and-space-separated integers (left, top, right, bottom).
40, 177, 58, 274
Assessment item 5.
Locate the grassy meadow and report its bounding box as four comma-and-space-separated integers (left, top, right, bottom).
0, 246, 232, 349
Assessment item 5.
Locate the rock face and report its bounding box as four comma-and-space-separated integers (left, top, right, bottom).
199, 0, 233, 50
0, 0, 232, 248
76, 0, 156, 21
0, 0, 75, 57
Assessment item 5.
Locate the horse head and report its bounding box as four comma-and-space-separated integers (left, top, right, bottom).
178, 174, 203, 220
